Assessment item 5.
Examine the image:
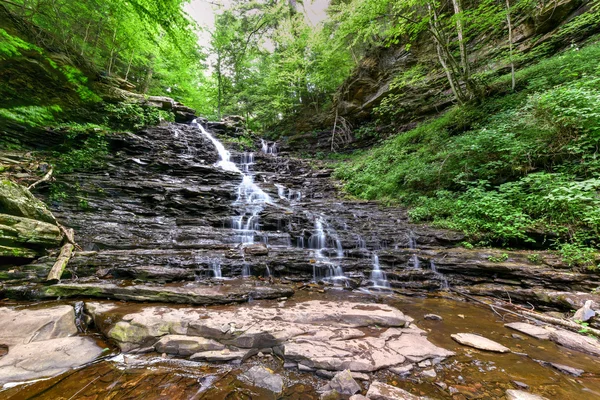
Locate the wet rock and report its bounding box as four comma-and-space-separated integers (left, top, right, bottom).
240, 366, 284, 393
386, 331, 455, 362
424, 314, 443, 321
512, 381, 529, 389
244, 243, 269, 256
512, 334, 525, 340
505, 389, 549, 400
548, 329, 600, 356
154, 335, 224, 356
0, 336, 103, 385
0, 305, 77, 346
190, 348, 248, 362
504, 322, 551, 340
349, 395, 370, 400
327, 370, 361, 395
451, 333, 510, 353
366, 381, 424, 399
573, 300, 596, 322
41, 282, 294, 305
546, 362, 584, 376
389, 364, 414, 376
421, 368, 436, 378
320, 391, 342, 400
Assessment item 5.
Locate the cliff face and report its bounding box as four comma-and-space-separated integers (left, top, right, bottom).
279, 0, 599, 154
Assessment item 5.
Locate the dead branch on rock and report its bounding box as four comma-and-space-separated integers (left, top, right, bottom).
451, 288, 600, 337
330, 110, 353, 152
28, 167, 53, 190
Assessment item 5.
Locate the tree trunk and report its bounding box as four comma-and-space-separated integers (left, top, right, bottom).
506, 0, 515, 91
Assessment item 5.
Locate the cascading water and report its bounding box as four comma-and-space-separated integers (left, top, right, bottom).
370, 254, 390, 289
261, 139, 278, 155
192, 119, 271, 246
430, 260, 449, 290
308, 216, 346, 283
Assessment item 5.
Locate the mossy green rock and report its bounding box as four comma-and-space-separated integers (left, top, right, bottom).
0, 213, 62, 248
0, 181, 56, 224
0, 244, 38, 258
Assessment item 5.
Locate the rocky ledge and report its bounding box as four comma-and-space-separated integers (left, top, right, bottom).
0, 305, 103, 386
85, 299, 454, 372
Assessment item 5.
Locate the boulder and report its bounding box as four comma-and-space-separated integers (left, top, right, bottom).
451, 333, 510, 353
240, 366, 284, 393
0, 213, 62, 248
573, 300, 596, 322
505, 389, 549, 400
366, 381, 424, 400
0, 180, 56, 224
244, 243, 269, 256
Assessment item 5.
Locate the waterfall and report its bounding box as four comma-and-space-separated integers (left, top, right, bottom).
192, 119, 271, 246
430, 260, 449, 290
370, 254, 390, 289
309, 216, 346, 283
261, 139, 278, 155
211, 259, 222, 279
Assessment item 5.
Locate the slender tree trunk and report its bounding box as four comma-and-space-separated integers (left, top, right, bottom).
216, 52, 222, 120
80, 21, 92, 56
506, 0, 515, 91
107, 26, 118, 75
451, 0, 469, 78
125, 49, 134, 81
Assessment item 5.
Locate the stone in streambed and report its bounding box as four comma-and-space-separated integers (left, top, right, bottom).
326, 369, 361, 395
504, 322, 551, 340
424, 314, 443, 321
154, 335, 224, 356
0, 305, 78, 346
505, 389, 549, 400
190, 348, 248, 362
0, 336, 103, 385
240, 366, 284, 393
548, 329, 600, 356
366, 381, 425, 400
545, 362, 584, 376
451, 333, 510, 353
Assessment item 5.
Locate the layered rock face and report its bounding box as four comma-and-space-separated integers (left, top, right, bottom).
1, 120, 595, 311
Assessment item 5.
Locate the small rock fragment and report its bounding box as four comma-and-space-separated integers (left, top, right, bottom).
421, 368, 437, 378
389, 364, 413, 376
512, 381, 529, 389
548, 362, 584, 377
424, 314, 443, 321
328, 369, 361, 395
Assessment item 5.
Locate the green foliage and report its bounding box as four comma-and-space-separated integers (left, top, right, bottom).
102, 103, 173, 130
2, 0, 206, 106
337, 42, 600, 265
0, 105, 62, 126
488, 253, 509, 263
53, 133, 109, 174
0, 28, 41, 59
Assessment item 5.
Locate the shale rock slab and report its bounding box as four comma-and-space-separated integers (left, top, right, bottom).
504, 322, 551, 340
451, 333, 510, 353
87, 300, 453, 372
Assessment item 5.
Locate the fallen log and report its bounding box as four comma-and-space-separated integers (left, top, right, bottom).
451, 288, 600, 337
46, 228, 75, 283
